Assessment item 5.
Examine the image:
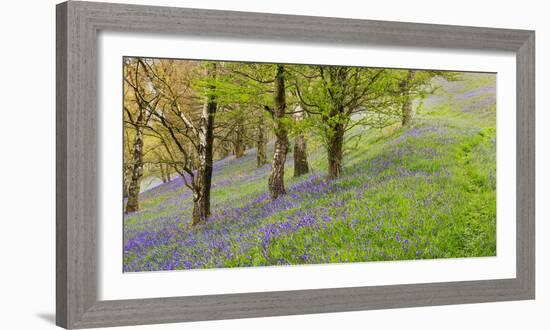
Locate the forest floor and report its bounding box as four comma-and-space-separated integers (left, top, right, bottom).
123, 73, 497, 272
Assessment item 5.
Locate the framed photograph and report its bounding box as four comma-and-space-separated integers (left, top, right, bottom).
56, 1, 535, 328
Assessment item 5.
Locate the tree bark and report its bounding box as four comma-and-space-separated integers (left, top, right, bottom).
125, 121, 144, 213
327, 122, 344, 180
401, 70, 416, 127
234, 121, 246, 158
268, 65, 288, 200
256, 113, 267, 167
402, 100, 413, 127
193, 63, 218, 226
191, 192, 208, 226
322, 68, 348, 180
123, 165, 131, 198
123, 183, 129, 198
293, 105, 309, 177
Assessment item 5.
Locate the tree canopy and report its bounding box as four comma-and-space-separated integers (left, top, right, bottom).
123, 58, 460, 225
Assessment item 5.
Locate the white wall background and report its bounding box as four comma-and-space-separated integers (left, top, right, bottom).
0, 0, 547, 329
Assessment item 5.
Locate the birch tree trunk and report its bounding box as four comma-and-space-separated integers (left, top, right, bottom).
268, 65, 288, 200
256, 113, 267, 167
125, 116, 144, 213
123, 182, 129, 199
192, 63, 217, 226
192, 192, 208, 226
293, 105, 309, 177
123, 165, 131, 198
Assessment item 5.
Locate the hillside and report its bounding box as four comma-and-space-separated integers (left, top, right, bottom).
123, 72, 497, 272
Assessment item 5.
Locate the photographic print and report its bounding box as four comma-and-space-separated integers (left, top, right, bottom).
123, 58, 496, 272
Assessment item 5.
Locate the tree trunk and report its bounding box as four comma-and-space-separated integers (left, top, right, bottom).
193, 63, 217, 226
401, 99, 413, 127
123, 166, 131, 198
401, 70, 416, 127
268, 65, 288, 200
327, 122, 344, 180
191, 193, 207, 226
322, 68, 349, 180
125, 124, 144, 213
256, 113, 267, 167
293, 105, 309, 177
234, 121, 246, 158
200, 92, 217, 219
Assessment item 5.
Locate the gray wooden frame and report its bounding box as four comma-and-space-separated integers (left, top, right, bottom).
56, 1, 535, 328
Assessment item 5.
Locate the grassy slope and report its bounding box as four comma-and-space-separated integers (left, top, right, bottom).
124, 73, 497, 272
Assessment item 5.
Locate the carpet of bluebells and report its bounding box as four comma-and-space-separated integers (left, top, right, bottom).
123, 73, 497, 272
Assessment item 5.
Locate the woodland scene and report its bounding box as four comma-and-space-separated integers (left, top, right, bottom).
123, 57, 497, 272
